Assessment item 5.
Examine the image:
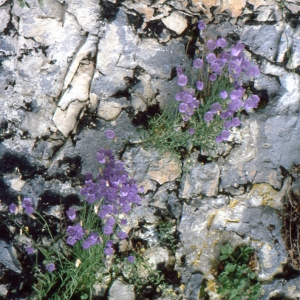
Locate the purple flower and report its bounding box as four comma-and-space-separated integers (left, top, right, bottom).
193, 58, 204, 69
105, 130, 115, 139
177, 74, 188, 87
197, 20, 205, 31
221, 130, 230, 140
120, 218, 127, 225
96, 152, 106, 164
66, 236, 77, 246
228, 99, 243, 112
66, 208, 77, 221
121, 203, 131, 214
104, 247, 113, 255
66, 226, 76, 236
211, 102, 222, 114
251, 95, 260, 107
73, 224, 85, 240
211, 63, 220, 73
22, 198, 32, 208
209, 74, 217, 82
216, 135, 223, 143
103, 225, 113, 235
206, 40, 216, 51
206, 53, 216, 63
106, 216, 116, 226
118, 231, 128, 240
179, 103, 188, 113
106, 240, 114, 247
176, 66, 183, 76
204, 111, 213, 122
220, 52, 231, 62
220, 112, 228, 119
231, 42, 245, 57
220, 90, 228, 99
230, 117, 240, 127
82, 240, 91, 250
127, 256, 135, 263
46, 263, 55, 272
216, 38, 227, 48
175, 92, 184, 101
215, 58, 225, 69
230, 90, 243, 100
244, 98, 253, 110
9, 203, 17, 214
223, 121, 232, 130
26, 246, 34, 254
188, 128, 195, 135
25, 206, 34, 215
196, 81, 204, 91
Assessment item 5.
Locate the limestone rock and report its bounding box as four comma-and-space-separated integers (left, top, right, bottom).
108, 279, 135, 300
162, 11, 187, 35
180, 162, 220, 198
0, 5, 10, 33
97, 97, 128, 121
148, 153, 181, 185
53, 100, 85, 137
0, 240, 22, 274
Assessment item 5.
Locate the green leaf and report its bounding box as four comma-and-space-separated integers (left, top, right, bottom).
220, 244, 234, 256
81, 294, 88, 299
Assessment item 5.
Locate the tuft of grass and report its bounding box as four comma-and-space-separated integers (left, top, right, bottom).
142, 75, 233, 158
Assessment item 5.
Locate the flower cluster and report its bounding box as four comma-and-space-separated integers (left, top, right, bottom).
174, 20, 261, 143
22, 198, 34, 214
81, 148, 141, 235
65, 148, 142, 257
175, 86, 200, 122
9, 198, 35, 215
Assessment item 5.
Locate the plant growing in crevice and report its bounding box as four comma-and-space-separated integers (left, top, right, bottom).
156, 219, 178, 253
8, 146, 147, 299
216, 244, 262, 300
142, 20, 261, 158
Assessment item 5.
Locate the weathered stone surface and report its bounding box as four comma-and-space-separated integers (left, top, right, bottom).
220, 0, 247, 17
53, 100, 85, 137
261, 277, 300, 299
0, 240, 22, 274
247, 0, 274, 9
148, 153, 181, 185
58, 62, 95, 110
108, 279, 135, 300
177, 182, 287, 281
135, 39, 185, 79
286, 26, 300, 69
97, 97, 128, 121
65, 0, 101, 34
162, 11, 187, 35
0, 5, 10, 33
180, 161, 220, 198
241, 24, 283, 61
143, 247, 171, 270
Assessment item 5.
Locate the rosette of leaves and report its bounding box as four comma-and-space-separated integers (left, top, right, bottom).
217, 244, 262, 300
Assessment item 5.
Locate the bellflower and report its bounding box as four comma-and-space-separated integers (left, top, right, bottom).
206, 40, 216, 51
193, 58, 204, 69
177, 74, 188, 86
46, 263, 55, 272
197, 20, 205, 31
105, 130, 115, 139
9, 203, 17, 214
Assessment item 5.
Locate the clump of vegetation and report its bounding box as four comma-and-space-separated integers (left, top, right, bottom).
217, 244, 262, 300
142, 20, 260, 158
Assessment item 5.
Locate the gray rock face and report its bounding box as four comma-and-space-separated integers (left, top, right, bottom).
1, 0, 300, 299
108, 279, 135, 300
0, 240, 22, 274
